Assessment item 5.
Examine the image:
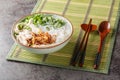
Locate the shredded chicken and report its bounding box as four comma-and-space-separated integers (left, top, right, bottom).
27, 32, 56, 46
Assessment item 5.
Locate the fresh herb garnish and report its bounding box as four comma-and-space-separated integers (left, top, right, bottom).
21, 16, 32, 23
18, 24, 24, 30
46, 27, 50, 31
20, 14, 66, 29
17, 24, 31, 31
24, 26, 32, 30
13, 32, 19, 38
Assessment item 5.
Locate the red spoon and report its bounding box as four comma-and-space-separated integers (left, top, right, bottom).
94, 21, 110, 69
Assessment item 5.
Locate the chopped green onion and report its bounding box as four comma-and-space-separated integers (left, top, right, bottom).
14, 32, 19, 38
20, 14, 66, 29
24, 26, 32, 30
21, 16, 32, 23
18, 24, 24, 30
46, 27, 50, 31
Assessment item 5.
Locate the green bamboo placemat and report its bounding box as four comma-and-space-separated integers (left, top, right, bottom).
7, 0, 120, 74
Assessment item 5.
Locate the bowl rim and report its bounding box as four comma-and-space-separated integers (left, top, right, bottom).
11, 12, 74, 49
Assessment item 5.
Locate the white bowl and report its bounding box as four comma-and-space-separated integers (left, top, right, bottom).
11, 12, 73, 54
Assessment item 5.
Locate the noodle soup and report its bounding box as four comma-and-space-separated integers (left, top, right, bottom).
12, 13, 73, 54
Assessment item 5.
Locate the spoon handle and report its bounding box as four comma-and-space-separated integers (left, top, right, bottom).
94, 38, 105, 69
94, 52, 102, 69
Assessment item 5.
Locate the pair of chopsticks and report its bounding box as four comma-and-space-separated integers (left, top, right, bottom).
70, 19, 93, 67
